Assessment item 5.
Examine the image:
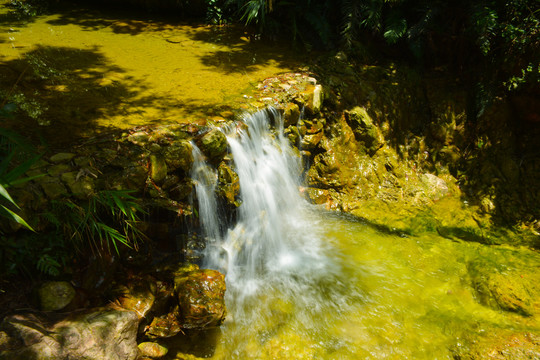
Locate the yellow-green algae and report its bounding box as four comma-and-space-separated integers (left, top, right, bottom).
0, 1, 305, 145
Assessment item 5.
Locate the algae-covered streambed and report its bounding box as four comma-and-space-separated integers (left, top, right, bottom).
0, 1, 304, 145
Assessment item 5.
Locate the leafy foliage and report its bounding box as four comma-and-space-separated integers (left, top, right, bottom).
220, 0, 538, 96
48, 190, 147, 255
8, 0, 50, 17
0, 128, 42, 232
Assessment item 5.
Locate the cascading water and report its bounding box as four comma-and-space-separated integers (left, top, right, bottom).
190, 144, 222, 242
196, 108, 339, 309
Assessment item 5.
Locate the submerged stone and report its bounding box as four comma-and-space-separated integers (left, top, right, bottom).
138, 341, 168, 358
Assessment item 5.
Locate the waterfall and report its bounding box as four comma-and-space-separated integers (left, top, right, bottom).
193, 108, 333, 317
190, 144, 222, 242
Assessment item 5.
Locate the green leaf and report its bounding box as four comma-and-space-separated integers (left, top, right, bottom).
0, 183, 19, 208
0, 204, 35, 231
384, 16, 407, 44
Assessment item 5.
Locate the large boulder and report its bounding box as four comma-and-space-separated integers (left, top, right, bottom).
0, 308, 139, 360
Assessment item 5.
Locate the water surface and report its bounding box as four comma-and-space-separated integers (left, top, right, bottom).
0, 1, 304, 145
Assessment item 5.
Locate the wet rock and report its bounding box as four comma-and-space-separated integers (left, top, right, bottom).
169, 178, 193, 201
218, 162, 240, 205
128, 131, 150, 146
37, 176, 67, 199
300, 131, 324, 151
0, 308, 138, 360
453, 330, 540, 360
306, 188, 329, 205
283, 103, 300, 127
49, 153, 75, 163
164, 140, 193, 172
138, 341, 168, 358
115, 278, 156, 320
47, 163, 71, 177
37, 281, 76, 312
199, 129, 228, 161
299, 84, 323, 115
121, 165, 148, 189
344, 106, 384, 155
61, 171, 95, 199
149, 154, 168, 184
145, 312, 183, 339
420, 173, 449, 201
174, 266, 226, 329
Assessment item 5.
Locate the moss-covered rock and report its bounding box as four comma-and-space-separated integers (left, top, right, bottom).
163, 140, 193, 172
36, 281, 76, 311
138, 341, 168, 358
199, 129, 227, 161
452, 330, 540, 360
471, 270, 540, 317
174, 266, 226, 329
149, 154, 168, 184
344, 106, 384, 155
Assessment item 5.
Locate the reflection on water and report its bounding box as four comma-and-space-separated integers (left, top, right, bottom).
0, 1, 304, 145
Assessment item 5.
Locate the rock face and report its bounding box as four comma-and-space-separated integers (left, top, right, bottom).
0, 308, 139, 360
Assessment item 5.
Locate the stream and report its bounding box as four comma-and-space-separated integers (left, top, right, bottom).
188, 109, 540, 359
0, 1, 303, 145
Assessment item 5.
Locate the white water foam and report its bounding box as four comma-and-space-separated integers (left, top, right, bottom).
193, 108, 336, 319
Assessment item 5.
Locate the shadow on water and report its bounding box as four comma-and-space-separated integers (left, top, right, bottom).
185, 27, 303, 75
1, 45, 168, 147
41, 1, 304, 74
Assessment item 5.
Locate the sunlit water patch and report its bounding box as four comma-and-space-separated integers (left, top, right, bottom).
0, 1, 304, 144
